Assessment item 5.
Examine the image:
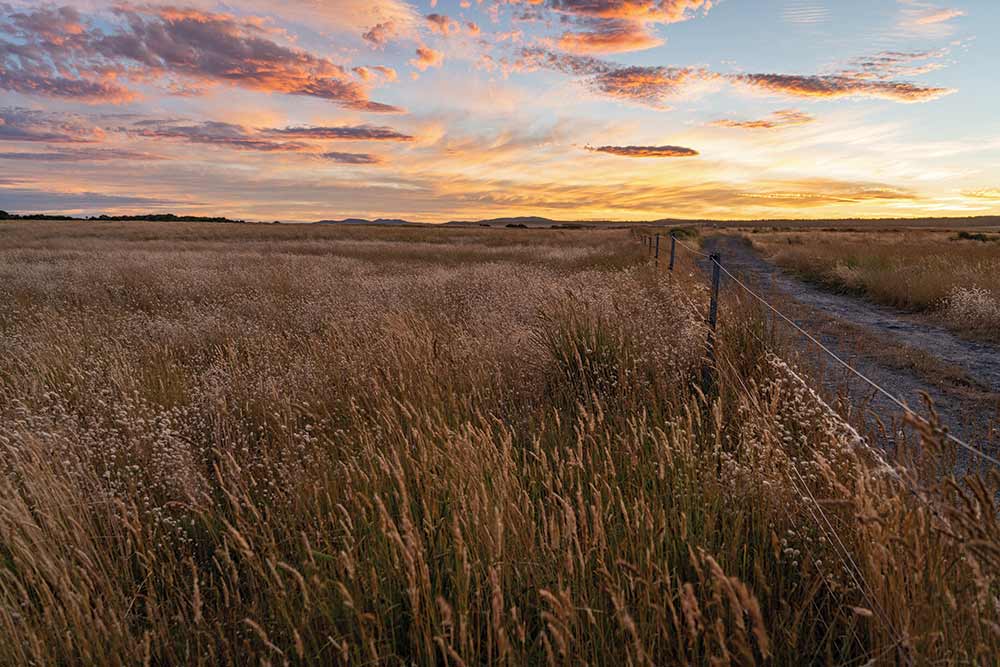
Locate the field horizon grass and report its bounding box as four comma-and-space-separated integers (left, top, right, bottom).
0, 220, 997, 665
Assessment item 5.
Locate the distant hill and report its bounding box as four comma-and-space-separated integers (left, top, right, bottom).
445, 216, 557, 227
316, 218, 420, 226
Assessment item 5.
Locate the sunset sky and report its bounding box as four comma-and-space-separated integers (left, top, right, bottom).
1, 0, 997, 222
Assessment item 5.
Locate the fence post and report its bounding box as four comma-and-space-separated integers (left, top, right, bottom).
702, 253, 722, 393
655, 234, 660, 266
669, 234, 676, 272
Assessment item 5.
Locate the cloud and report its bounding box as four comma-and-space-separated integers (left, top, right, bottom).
121, 119, 408, 162
519, 48, 715, 106
963, 189, 1000, 200
265, 125, 414, 141
0, 33, 136, 103
844, 49, 950, 80
545, 0, 713, 22
897, 1, 965, 35
425, 13, 460, 36
320, 151, 383, 164
521, 47, 955, 106
557, 20, 664, 54
411, 46, 445, 71
782, 2, 831, 25
363, 21, 398, 47
128, 120, 310, 151
908, 6, 965, 25
586, 144, 699, 157
731, 73, 955, 103
739, 183, 918, 204
543, 0, 714, 54
0, 148, 162, 161
0, 107, 104, 143
0, 5, 402, 111
709, 109, 815, 129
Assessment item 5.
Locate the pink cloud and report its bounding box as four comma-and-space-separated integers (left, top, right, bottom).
0, 5, 402, 111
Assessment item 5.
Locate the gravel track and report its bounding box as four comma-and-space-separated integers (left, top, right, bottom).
699, 234, 1000, 459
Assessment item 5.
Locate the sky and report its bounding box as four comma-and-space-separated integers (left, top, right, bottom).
1, 0, 998, 222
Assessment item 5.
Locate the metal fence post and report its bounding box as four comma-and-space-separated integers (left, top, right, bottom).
669, 234, 676, 272
702, 253, 722, 393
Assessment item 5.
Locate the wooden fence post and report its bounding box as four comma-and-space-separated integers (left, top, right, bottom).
655, 234, 660, 266
669, 234, 676, 272
702, 253, 722, 393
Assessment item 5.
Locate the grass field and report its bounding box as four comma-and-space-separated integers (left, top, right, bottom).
0, 220, 997, 665
749, 230, 1000, 341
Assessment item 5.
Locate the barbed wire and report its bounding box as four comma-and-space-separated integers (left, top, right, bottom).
667, 234, 1000, 469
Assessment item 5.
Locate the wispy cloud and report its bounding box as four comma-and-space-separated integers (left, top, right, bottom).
0, 108, 104, 143
519, 49, 716, 107
898, 1, 965, 35
731, 72, 954, 103
586, 144, 699, 157
963, 188, 1000, 200
128, 121, 310, 152
709, 109, 815, 129
782, 1, 832, 26
0, 148, 162, 161
320, 151, 383, 164
521, 49, 954, 106
265, 125, 415, 141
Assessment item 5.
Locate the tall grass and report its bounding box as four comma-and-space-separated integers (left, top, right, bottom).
0, 221, 996, 665
751, 231, 1000, 340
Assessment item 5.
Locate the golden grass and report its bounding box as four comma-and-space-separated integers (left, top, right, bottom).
0, 221, 996, 665
749, 230, 1000, 340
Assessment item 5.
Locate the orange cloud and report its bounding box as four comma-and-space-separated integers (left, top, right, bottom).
411, 46, 445, 71
586, 144, 699, 157
0, 5, 402, 111
425, 13, 460, 35
557, 21, 663, 54
363, 21, 398, 47
544, 0, 713, 54
547, 0, 713, 22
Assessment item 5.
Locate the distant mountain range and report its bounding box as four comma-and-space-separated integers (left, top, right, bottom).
316, 216, 619, 228
316, 218, 417, 226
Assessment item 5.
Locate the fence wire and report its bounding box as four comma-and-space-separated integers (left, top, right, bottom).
661, 232, 1000, 469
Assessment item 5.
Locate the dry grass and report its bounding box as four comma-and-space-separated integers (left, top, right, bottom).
0, 221, 997, 665
749, 230, 1000, 340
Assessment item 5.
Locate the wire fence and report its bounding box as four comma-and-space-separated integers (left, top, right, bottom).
638, 230, 1000, 470
637, 229, 996, 661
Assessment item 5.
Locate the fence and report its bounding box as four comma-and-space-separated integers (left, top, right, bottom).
637, 230, 1000, 471
640, 230, 999, 658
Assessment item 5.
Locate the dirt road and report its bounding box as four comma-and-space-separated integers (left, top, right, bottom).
700, 235, 1000, 461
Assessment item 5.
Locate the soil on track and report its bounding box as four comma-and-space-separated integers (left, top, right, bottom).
700, 235, 1000, 462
